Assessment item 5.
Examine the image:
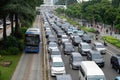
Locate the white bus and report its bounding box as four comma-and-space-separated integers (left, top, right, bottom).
79, 61, 106, 80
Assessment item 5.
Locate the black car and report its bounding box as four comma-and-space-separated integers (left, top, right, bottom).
82, 34, 91, 43
62, 42, 74, 55
72, 36, 82, 46
69, 52, 83, 69
110, 54, 120, 74
87, 50, 104, 67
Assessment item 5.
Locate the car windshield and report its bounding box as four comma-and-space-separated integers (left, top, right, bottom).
96, 44, 104, 48
52, 62, 64, 67
75, 37, 82, 42
52, 51, 61, 55
92, 53, 102, 59
49, 37, 56, 41
49, 43, 57, 47
88, 78, 104, 80
66, 46, 73, 50
74, 57, 82, 62
82, 45, 90, 49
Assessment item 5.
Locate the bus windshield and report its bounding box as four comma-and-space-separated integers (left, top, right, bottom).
25, 35, 40, 46
88, 77, 105, 80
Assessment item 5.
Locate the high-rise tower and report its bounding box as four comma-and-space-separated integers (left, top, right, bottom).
44, 0, 53, 5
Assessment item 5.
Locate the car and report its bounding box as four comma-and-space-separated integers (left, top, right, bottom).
47, 35, 57, 44
92, 42, 106, 55
82, 34, 91, 43
50, 48, 61, 59
70, 33, 78, 40
78, 42, 91, 55
6, 20, 11, 25
115, 76, 120, 80
60, 35, 69, 44
0, 24, 3, 29
72, 36, 82, 46
45, 30, 53, 38
69, 52, 83, 69
87, 50, 104, 67
62, 42, 74, 55
110, 54, 120, 74
77, 30, 84, 37
66, 29, 73, 35
56, 30, 65, 38
48, 42, 58, 53
50, 57, 66, 76
56, 74, 72, 80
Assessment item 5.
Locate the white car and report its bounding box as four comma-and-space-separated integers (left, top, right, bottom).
0, 24, 3, 29
51, 57, 66, 76
50, 48, 61, 59
6, 20, 11, 25
48, 42, 58, 53
92, 42, 106, 54
61, 35, 69, 43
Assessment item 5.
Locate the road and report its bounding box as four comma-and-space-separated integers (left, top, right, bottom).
41, 12, 120, 80
11, 15, 43, 80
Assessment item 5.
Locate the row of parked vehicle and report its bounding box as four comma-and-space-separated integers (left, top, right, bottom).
41, 11, 120, 80
0, 19, 11, 29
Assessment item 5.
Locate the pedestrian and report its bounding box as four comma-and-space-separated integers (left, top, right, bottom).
106, 29, 108, 33
95, 34, 98, 40
110, 31, 112, 35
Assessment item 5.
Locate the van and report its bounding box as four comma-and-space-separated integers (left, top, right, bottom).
79, 61, 106, 80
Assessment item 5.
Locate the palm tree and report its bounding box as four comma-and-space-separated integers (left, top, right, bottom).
0, 0, 9, 40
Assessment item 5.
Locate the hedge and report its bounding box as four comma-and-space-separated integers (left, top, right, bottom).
102, 36, 120, 48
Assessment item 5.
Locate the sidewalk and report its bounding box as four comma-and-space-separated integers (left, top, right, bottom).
90, 26, 120, 40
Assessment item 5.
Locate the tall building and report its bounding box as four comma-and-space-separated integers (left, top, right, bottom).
44, 0, 53, 5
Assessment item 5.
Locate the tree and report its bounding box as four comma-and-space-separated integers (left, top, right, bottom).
104, 6, 117, 29
112, 0, 120, 8
0, 0, 10, 40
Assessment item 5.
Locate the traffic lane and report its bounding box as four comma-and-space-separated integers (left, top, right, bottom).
50, 45, 79, 80
102, 50, 120, 80
62, 54, 79, 80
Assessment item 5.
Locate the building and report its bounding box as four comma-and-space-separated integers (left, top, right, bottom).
44, 0, 53, 5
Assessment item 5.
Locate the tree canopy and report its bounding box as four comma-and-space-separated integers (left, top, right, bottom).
56, 0, 120, 33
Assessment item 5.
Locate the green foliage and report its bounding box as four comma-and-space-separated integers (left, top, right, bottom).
0, 35, 24, 55
112, 0, 120, 8
58, 0, 120, 33
3, 36, 19, 49
18, 40, 24, 51
0, 55, 21, 80
56, 0, 77, 5
0, 70, 1, 79
0, 50, 8, 55
7, 47, 20, 55
80, 26, 95, 33
102, 36, 120, 48
55, 8, 64, 14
